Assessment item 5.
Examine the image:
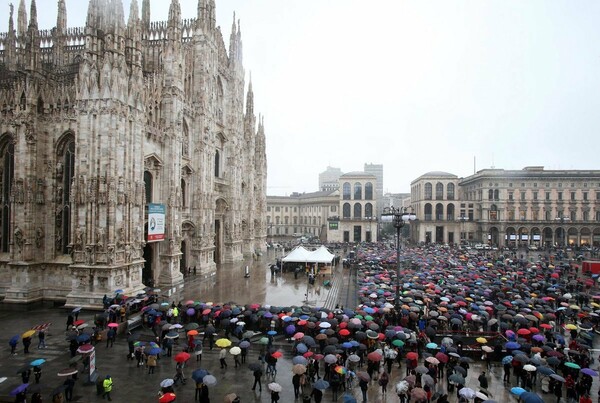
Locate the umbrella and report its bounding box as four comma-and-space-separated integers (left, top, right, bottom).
520, 392, 544, 403
224, 393, 239, 403
537, 366, 555, 375
367, 351, 382, 362
449, 373, 465, 385
30, 358, 46, 366
10, 384, 28, 396
565, 362, 581, 369
581, 368, 598, 377
192, 369, 210, 382
415, 365, 429, 374
107, 323, 119, 328
356, 371, 370, 382
406, 352, 418, 360
248, 363, 263, 372
268, 382, 282, 392
148, 347, 162, 355
229, 347, 241, 355
292, 364, 307, 374
348, 354, 360, 363
523, 364, 537, 372
453, 366, 467, 376
271, 351, 283, 359
510, 386, 527, 396
215, 338, 232, 348
324, 354, 337, 364
174, 352, 190, 363
502, 356, 513, 365
57, 368, 79, 377
292, 356, 308, 365
22, 330, 36, 338
411, 387, 427, 401
459, 387, 476, 399
203, 375, 217, 386
314, 379, 330, 390
77, 344, 94, 354
396, 380, 409, 393
160, 379, 174, 388
550, 374, 566, 382
72, 307, 82, 313
159, 393, 177, 403
239, 340, 251, 348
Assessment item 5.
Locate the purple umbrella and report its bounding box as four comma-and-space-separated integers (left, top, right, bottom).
286, 325, 296, 335
186, 308, 196, 316
581, 368, 598, 377
532, 334, 545, 342
10, 384, 28, 396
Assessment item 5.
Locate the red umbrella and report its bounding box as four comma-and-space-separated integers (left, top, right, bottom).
174, 352, 190, 363
517, 328, 531, 336
529, 327, 540, 334
107, 323, 119, 328
303, 352, 314, 358
202, 309, 211, 315
406, 352, 419, 360
540, 324, 553, 329
435, 352, 449, 363
159, 392, 177, 403
314, 354, 324, 360
271, 351, 283, 359
73, 320, 85, 327
367, 352, 383, 362
339, 329, 350, 337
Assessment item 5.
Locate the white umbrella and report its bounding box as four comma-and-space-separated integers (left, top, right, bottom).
202, 375, 217, 386
229, 347, 241, 356
396, 380, 409, 393
268, 382, 282, 392
160, 379, 174, 388
459, 387, 476, 399
319, 322, 331, 329
523, 364, 537, 372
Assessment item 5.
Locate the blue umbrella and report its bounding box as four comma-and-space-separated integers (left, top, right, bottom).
296, 343, 308, 354
537, 366, 555, 375
10, 384, 28, 396
285, 325, 296, 335
114, 289, 124, 294
314, 379, 330, 390
267, 330, 277, 336
282, 316, 293, 322
342, 342, 353, 349
76, 334, 90, 343
148, 348, 162, 355
292, 356, 308, 365
502, 356, 513, 365
505, 342, 521, 350
343, 393, 357, 403
9, 335, 19, 345
520, 392, 544, 403
192, 369, 210, 382
510, 387, 526, 396
239, 341, 251, 348
30, 359, 46, 366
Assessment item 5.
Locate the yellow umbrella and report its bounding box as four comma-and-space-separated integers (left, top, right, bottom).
215, 338, 232, 348
565, 324, 577, 330
591, 302, 600, 308
476, 337, 488, 344
569, 305, 580, 310
22, 330, 36, 338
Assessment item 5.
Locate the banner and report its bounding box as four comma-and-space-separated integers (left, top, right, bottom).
147, 203, 166, 242
89, 349, 96, 376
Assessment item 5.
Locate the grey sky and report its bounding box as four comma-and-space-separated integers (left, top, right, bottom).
3, 1, 600, 195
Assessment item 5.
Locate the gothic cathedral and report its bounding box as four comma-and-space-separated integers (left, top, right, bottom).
0, 0, 268, 308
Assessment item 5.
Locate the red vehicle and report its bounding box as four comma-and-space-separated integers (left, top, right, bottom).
581, 260, 600, 275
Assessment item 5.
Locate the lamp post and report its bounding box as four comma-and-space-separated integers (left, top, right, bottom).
555, 216, 570, 248
365, 216, 376, 242
458, 216, 468, 245
381, 206, 416, 314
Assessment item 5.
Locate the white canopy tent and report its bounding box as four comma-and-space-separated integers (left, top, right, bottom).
281, 245, 335, 264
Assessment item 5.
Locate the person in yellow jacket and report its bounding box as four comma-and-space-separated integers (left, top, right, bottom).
102, 375, 113, 401
172, 306, 179, 324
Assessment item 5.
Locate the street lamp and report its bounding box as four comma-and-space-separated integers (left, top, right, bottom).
365, 216, 377, 242
555, 216, 570, 248
381, 206, 416, 314
458, 216, 468, 245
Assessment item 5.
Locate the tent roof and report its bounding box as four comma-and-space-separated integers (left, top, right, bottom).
282, 245, 335, 264
282, 246, 311, 262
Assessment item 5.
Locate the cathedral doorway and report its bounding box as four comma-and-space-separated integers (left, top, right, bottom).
180, 240, 187, 275
214, 220, 221, 264
143, 242, 154, 287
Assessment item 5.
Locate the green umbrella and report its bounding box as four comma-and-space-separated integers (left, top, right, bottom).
565, 362, 581, 369
259, 337, 269, 345
392, 339, 405, 347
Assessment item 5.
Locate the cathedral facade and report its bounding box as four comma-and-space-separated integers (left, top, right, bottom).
0, 0, 267, 308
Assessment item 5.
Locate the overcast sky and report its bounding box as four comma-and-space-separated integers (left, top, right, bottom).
3, 1, 600, 195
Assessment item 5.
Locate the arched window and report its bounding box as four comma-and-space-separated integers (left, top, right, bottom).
353, 203, 362, 219
365, 203, 373, 218
435, 183, 444, 200
447, 183, 455, 200
343, 203, 351, 218
214, 150, 220, 178
144, 171, 153, 204
447, 203, 455, 221
436, 203, 444, 221
180, 178, 186, 208
354, 183, 362, 200
0, 138, 14, 252
365, 183, 373, 200
494, 189, 499, 200
342, 182, 351, 200
488, 189, 494, 200
424, 183, 432, 200
56, 135, 75, 254
424, 203, 433, 220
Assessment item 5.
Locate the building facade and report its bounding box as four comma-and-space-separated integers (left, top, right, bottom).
411, 167, 600, 247
0, 0, 267, 307
266, 191, 338, 241
318, 166, 342, 192
364, 163, 383, 216
327, 172, 378, 243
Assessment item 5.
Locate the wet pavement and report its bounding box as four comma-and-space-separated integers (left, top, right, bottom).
0, 250, 598, 402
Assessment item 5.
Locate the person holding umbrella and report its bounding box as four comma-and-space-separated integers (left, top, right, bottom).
22, 335, 32, 354
64, 375, 76, 401
33, 365, 42, 384
359, 376, 369, 402
9, 335, 18, 355
195, 380, 209, 403
252, 366, 263, 392
219, 347, 228, 369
